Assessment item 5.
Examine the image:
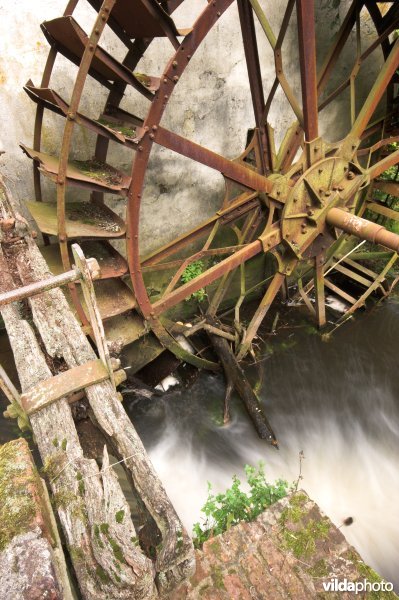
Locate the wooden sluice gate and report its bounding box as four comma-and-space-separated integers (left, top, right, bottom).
0, 177, 195, 599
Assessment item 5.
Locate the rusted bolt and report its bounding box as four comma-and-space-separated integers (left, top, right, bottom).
101, 13, 106, 20
164, 95, 169, 100
95, 28, 100, 35
187, 55, 191, 60
338, 185, 344, 191
347, 171, 355, 180
285, 234, 290, 239
217, 11, 221, 16
301, 229, 307, 235
307, 210, 314, 216
163, 78, 168, 84
152, 125, 158, 131
138, 146, 143, 152
172, 61, 178, 68
67, 112, 75, 121
144, 126, 149, 131
173, 76, 179, 83
31, 230, 38, 239
325, 190, 331, 196
149, 133, 155, 140
58, 179, 64, 186
89, 44, 94, 51
332, 185, 338, 191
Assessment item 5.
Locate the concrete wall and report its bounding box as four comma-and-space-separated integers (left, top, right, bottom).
0, 0, 385, 254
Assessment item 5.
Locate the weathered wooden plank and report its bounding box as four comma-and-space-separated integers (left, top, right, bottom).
0, 175, 195, 596
0, 177, 157, 599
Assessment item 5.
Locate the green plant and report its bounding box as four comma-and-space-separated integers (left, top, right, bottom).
192, 462, 289, 548
181, 260, 207, 302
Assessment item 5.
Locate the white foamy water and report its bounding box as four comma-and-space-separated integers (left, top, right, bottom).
128, 298, 399, 589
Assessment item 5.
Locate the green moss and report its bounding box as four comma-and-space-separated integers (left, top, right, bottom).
131, 536, 139, 546
100, 523, 109, 535
208, 539, 222, 558
289, 493, 308, 508
211, 565, 226, 590
199, 584, 210, 596
280, 510, 331, 559
96, 565, 111, 584
108, 537, 125, 563
76, 472, 85, 496
97, 118, 136, 138
69, 546, 85, 563
307, 558, 329, 578
115, 510, 125, 524
42, 452, 65, 481
71, 159, 121, 186
176, 528, 184, 550
52, 437, 59, 448
52, 489, 76, 510
61, 438, 67, 451
0, 441, 38, 551
113, 559, 122, 572
357, 562, 398, 599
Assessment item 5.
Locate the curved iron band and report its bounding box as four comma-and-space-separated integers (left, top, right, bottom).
32, 0, 89, 325
126, 0, 235, 320
33, 0, 79, 208
91, 2, 188, 193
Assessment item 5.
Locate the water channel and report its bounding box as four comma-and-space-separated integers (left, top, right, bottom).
1, 297, 399, 589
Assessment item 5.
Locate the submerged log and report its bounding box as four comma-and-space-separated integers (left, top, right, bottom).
206, 317, 278, 446
0, 176, 195, 598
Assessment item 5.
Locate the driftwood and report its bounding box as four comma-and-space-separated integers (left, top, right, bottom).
206, 317, 278, 446
0, 177, 195, 598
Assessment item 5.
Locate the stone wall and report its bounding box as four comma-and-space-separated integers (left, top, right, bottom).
0, 1, 385, 253
171, 491, 398, 600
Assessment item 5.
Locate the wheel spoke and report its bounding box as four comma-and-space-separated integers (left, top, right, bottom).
251, 0, 304, 126
237, 0, 270, 172
155, 126, 273, 192
317, 0, 361, 95
296, 0, 318, 142
142, 192, 259, 267
236, 271, 287, 361
368, 148, 399, 180
151, 240, 264, 316
351, 38, 399, 139
314, 253, 326, 328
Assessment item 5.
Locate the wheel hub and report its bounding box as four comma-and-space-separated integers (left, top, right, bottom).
281, 156, 369, 258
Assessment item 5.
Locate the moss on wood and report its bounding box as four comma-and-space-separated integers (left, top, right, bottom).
0, 441, 37, 551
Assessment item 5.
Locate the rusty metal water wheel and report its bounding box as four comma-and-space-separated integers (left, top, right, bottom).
23, 0, 399, 374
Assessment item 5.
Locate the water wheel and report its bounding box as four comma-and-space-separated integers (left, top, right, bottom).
22, 0, 399, 372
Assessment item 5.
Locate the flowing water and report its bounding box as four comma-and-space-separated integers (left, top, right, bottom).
1, 298, 399, 589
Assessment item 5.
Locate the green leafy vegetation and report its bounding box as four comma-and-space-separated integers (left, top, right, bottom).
192, 462, 289, 547
181, 260, 207, 302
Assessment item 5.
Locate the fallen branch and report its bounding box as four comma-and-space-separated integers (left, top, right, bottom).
206, 317, 278, 446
